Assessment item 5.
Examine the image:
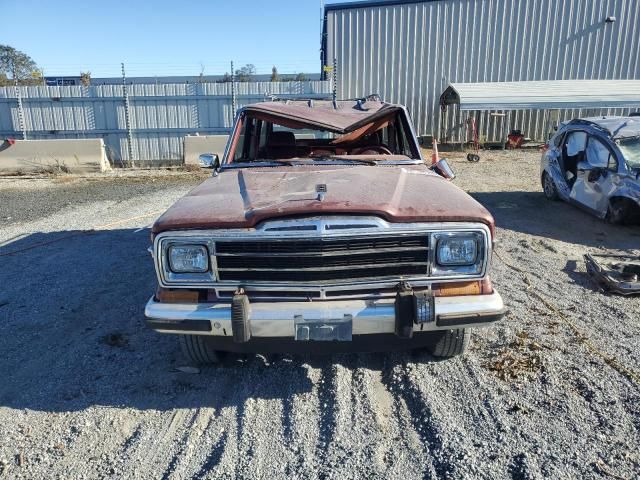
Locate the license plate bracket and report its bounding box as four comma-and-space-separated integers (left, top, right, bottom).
294, 314, 353, 341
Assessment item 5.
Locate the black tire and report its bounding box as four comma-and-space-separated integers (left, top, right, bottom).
606, 198, 638, 225
178, 335, 221, 365
428, 328, 470, 358
542, 171, 559, 200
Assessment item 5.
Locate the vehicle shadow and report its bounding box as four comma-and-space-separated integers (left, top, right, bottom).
470, 191, 640, 250
0, 228, 439, 414
561, 259, 599, 293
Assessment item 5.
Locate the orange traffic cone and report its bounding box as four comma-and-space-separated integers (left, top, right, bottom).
431, 138, 440, 165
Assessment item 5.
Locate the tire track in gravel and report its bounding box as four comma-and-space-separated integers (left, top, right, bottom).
185, 401, 236, 479
348, 354, 400, 478
192, 431, 229, 480
120, 425, 143, 454
238, 360, 307, 478
320, 356, 373, 477
410, 354, 513, 474
118, 409, 196, 478
232, 371, 259, 479
160, 407, 216, 480
365, 365, 403, 474
175, 365, 255, 479
380, 354, 456, 480
232, 356, 304, 478
278, 358, 323, 479
456, 355, 511, 435
375, 355, 428, 478
160, 418, 198, 480
313, 362, 340, 478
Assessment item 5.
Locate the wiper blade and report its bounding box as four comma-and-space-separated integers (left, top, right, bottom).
310, 156, 378, 166
376, 159, 422, 165
223, 160, 297, 168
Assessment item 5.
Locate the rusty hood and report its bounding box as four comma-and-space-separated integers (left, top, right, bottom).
152, 165, 494, 234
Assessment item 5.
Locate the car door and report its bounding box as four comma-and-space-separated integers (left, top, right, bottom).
570, 135, 619, 214
542, 131, 571, 198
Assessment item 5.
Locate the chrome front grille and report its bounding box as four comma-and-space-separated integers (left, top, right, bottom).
214, 235, 430, 283
153, 216, 491, 292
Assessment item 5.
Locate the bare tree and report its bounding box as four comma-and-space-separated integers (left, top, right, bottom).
270, 66, 279, 82
217, 72, 232, 83
80, 71, 91, 86
235, 64, 256, 82
0, 45, 39, 86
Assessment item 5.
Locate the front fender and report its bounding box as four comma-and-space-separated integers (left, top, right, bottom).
612, 179, 640, 208
543, 160, 571, 200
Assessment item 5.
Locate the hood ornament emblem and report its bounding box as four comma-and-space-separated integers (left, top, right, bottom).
316, 184, 327, 202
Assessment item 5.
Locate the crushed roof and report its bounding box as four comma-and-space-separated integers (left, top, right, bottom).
242, 99, 402, 133
569, 116, 640, 139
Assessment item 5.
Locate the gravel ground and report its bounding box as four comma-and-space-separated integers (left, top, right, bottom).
0, 153, 639, 479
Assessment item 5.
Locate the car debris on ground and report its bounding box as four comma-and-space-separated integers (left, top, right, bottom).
585, 253, 640, 295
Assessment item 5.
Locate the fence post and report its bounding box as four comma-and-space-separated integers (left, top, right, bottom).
121, 62, 135, 167
332, 57, 337, 106
13, 67, 27, 140
230, 60, 236, 127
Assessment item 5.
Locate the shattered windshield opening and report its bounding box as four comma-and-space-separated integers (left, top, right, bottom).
618, 137, 640, 169
228, 108, 420, 166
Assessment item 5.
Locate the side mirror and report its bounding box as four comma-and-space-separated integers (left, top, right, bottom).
431, 158, 456, 180
198, 153, 220, 169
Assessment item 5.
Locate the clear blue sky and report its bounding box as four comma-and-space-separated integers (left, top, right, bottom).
2, 0, 353, 78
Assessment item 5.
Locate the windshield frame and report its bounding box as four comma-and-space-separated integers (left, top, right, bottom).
220, 156, 424, 170
617, 136, 640, 170
223, 106, 423, 167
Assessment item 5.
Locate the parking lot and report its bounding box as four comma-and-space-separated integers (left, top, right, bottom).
0, 151, 639, 479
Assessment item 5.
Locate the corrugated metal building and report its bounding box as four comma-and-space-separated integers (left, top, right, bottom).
322, 0, 640, 143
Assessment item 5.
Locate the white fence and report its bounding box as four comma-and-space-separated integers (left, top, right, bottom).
0, 81, 331, 165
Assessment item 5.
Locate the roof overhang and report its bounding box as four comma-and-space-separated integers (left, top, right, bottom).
440, 80, 640, 111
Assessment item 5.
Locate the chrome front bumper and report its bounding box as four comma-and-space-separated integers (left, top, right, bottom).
145, 290, 505, 337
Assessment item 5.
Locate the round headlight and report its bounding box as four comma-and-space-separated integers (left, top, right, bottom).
168, 244, 209, 273
437, 236, 478, 266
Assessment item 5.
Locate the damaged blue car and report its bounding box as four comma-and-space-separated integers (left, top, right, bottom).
541, 116, 640, 224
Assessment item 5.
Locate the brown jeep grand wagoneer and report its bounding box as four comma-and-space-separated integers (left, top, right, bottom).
145, 97, 505, 364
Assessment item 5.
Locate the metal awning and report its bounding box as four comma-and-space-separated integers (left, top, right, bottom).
440, 80, 640, 111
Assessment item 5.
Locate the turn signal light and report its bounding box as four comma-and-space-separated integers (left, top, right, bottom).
432, 278, 492, 297
156, 288, 200, 303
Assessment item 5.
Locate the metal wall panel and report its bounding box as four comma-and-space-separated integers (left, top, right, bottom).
0, 81, 331, 164
324, 0, 640, 142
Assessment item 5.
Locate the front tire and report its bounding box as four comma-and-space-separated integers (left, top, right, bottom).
542, 171, 559, 200
178, 335, 222, 365
428, 329, 470, 357
606, 198, 640, 225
